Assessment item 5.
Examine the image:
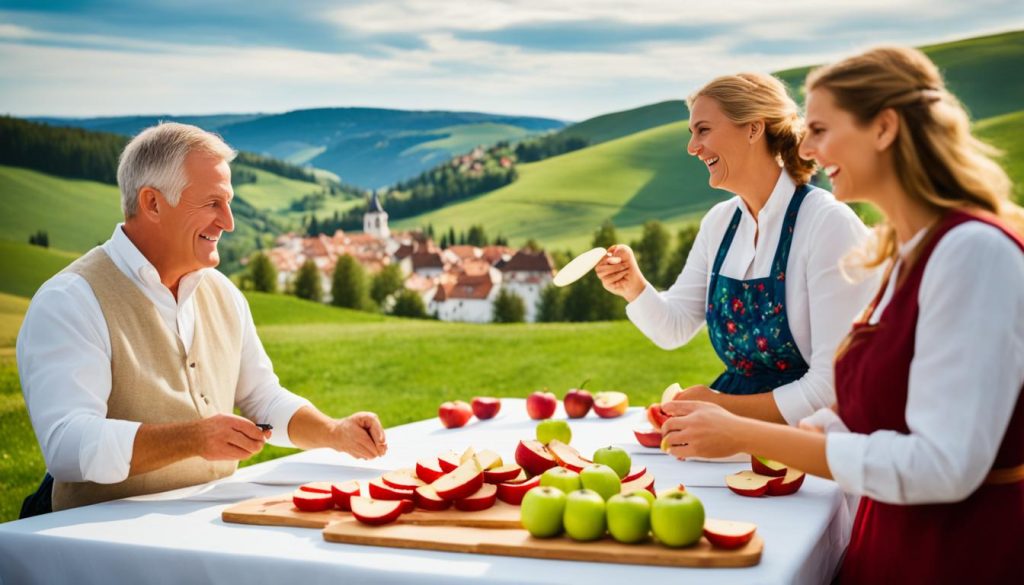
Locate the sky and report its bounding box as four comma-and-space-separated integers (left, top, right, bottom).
1, 0, 1022, 122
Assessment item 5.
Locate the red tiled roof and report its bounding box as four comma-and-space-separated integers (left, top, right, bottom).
501, 249, 554, 273
433, 273, 494, 301
446, 245, 482, 260
411, 251, 445, 270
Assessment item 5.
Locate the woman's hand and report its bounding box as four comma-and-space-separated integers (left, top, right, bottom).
593, 244, 648, 302
660, 401, 749, 459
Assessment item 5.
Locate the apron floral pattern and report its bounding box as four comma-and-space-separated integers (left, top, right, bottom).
705, 185, 811, 395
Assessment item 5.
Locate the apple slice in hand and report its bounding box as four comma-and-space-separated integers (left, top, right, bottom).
298, 481, 333, 494
455, 483, 498, 512
484, 463, 523, 484
331, 480, 361, 511
725, 471, 784, 497
546, 439, 593, 472
766, 468, 806, 496
646, 404, 671, 431
703, 518, 757, 549
293, 488, 334, 512
619, 470, 656, 495
496, 474, 541, 506
368, 478, 416, 501
382, 468, 426, 490
350, 496, 404, 526
633, 428, 662, 448
416, 458, 445, 483
431, 459, 485, 501
515, 440, 558, 476
751, 455, 788, 477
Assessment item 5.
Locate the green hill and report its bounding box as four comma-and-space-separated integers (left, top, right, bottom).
562, 100, 689, 146
0, 240, 79, 298
976, 109, 1024, 203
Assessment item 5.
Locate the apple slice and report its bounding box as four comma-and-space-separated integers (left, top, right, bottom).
474, 449, 503, 470
751, 455, 788, 477
350, 496, 404, 526
331, 480, 361, 511
766, 468, 806, 496
415, 458, 445, 483
633, 428, 662, 448
592, 391, 629, 418
399, 498, 415, 514
514, 440, 558, 476
431, 459, 485, 500
646, 403, 671, 431
298, 481, 333, 494
619, 470, 656, 495
382, 468, 426, 490
496, 474, 541, 506
704, 519, 757, 549
725, 471, 784, 497
484, 463, 523, 484
413, 485, 452, 511
437, 450, 462, 473
454, 483, 498, 512
368, 477, 416, 501
459, 446, 477, 464
292, 488, 334, 512
661, 382, 684, 404
623, 465, 648, 483
546, 439, 592, 472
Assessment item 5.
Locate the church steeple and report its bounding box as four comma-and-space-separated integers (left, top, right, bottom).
363, 192, 390, 239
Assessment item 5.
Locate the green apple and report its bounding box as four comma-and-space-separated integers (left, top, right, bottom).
536, 419, 572, 445
520, 486, 566, 538
606, 493, 652, 544
562, 489, 606, 541
579, 464, 621, 501
624, 489, 655, 506
592, 446, 631, 479
651, 491, 705, 548
540, 467, 582, 494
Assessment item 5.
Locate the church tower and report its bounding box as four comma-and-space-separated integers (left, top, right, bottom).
363, 191, 390, 239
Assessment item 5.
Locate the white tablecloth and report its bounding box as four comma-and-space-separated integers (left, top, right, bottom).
0, 399, 851, 584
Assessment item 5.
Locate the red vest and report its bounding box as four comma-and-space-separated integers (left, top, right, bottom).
835, 210, 1024, 585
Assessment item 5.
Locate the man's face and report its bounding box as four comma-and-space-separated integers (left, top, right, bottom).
158, 151, 234, 274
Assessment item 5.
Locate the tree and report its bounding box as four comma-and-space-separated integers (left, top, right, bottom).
331, 254, 370, 310
467, 224, 487, 247
537, 284, 564, 322
492, 289, 526, 323
522, 238, 541, 252
632, 221, 670, 286
658, 224, 700, 289
28, 230, 49, 248
391, 289, 427, 318
248, 252, 277, 293
592, 219, 618, 249
370, 263, 405, 306
293, 259, 322, 302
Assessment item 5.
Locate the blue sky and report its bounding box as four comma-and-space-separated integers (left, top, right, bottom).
1, 0, 1021, 120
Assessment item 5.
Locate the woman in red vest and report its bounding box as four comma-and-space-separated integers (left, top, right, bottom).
660, 46, 1024, 584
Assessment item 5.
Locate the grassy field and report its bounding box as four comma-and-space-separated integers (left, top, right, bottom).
405, 123, 536, 156
975, 109, 1024, 203
0, 240, 79, 298
0, 290, 720, 523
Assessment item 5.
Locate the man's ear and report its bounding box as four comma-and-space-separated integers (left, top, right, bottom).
874, 108, 899, 151
136, 187, 163, 222
748, 120, 765, 144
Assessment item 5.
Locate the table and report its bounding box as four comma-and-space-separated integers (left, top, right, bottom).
0, 399, 852, 584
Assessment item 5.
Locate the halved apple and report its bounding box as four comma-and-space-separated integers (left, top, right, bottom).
704, 518, 757, 549
766, 468, 806, 496
350, 496, 404, 526
293, 488, 334, 512
496, 474, 541, 506
646, 403, 671, 431
431, 459, 485, 501
619, 470, 656, 495
725, 471, 784, 497
368, 477, 416, 501
382, 468, 426, 490
546, 439, 592, 472
592, 391, 629, 418
331, 480, 361, 511
751, 455, 788, 477
413, 485, 451, 511
633, 427, 662, 448
298, 481, 333, 494
484, 463, 523, 484
514, 440, 558, 476
454, 483, 498, 512
437, 450, 462, 473
623, 465, 648, 483
415, 458, 445, 483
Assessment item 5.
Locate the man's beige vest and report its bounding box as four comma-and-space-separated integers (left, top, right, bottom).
52, 248, 242, 511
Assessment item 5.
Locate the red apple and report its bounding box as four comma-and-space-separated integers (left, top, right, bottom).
526, 391, 557, 420
413, 485, 451, 511
438, 400, 473, 428
454, 483, 498, 512
431, 459, 485, 501
766, 468, 806, 496
563, 388, 594, 419
298, 481, 333, 494
350, 496, 404, 526
751, 455, 788, 477
646, 403, 671, 431
368, 477, 416, 501
725, 471, 784, 497
471, 397, 501, 419
483, 463, 523, 484
331, 480, 361, 511
437, 450, 462, 473
382, 468, 426, 491
619, 470, 656, 495
703, 519, 757, 549
592, 391, 629, 418
496, 474, 541, 505
633, 427, 662, 448
514, 439, 558, 476
415, 458, 445, 483
546, 439, 593, 472
292, 488, 334, 512
623, 465, 648, 483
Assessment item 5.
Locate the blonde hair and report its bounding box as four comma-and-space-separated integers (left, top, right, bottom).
688, 72, 817, 185
806, 46, 1024, 267
117, 122, 236, 218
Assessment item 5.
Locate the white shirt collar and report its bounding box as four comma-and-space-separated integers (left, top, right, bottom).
736, 169, 795, 224
897, 227, 930, 259
105, 223, 208, 306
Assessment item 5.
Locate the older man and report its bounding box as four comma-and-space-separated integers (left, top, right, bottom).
17, 122, 387, 515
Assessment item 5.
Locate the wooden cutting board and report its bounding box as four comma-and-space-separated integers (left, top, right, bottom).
221, 494, 521, 529
322, 520, 763, 568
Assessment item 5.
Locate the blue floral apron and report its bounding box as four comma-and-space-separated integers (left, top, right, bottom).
705, 184, 811, 395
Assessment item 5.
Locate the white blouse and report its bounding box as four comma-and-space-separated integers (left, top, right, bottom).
626, 171, 878, 424
820, 220, 1024, 505
17, 225, 312, 485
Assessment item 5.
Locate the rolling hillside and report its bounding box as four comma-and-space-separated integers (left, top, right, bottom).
975, 109, 1024, 203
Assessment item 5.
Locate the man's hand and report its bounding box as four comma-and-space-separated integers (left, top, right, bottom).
593, 244, 648, 302
194, 413, 270, 461
327, 411, 388, 460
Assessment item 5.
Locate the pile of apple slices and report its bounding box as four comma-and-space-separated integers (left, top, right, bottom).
725, 456, 806, 497
515, 439, 655, 495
